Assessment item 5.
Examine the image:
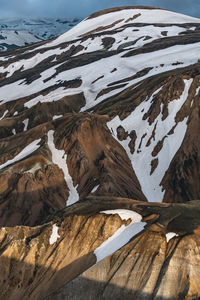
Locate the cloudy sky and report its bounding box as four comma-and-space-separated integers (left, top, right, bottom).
0, 0, 200, 19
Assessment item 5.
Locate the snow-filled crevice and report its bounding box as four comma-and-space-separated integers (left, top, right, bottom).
47, 130, 79, 206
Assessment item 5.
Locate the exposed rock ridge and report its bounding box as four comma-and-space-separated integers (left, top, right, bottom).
0, 197, 200, 299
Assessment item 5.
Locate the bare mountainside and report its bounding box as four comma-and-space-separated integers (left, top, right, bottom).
0, 6, 200, 300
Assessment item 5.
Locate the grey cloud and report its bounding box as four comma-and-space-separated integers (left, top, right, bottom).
0, 0, 199, 19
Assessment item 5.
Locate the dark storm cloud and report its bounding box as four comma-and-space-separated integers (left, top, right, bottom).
0, 0, 199, 19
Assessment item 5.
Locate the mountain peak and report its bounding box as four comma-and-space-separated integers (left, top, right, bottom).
87, 5, 164, 19
50, 6, 200, 46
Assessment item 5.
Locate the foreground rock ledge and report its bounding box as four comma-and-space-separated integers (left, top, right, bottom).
0, 197, 200, 300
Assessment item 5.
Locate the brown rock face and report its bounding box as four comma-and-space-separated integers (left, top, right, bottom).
55, 231, 200, 300
46, 199, 200, 300
0, 5, 200, 300
55, 114, 146, 201
0, 202, 130, 300
0, 198, 200, 300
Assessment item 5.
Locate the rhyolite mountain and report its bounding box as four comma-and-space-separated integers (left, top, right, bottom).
0, 17, 80, 51
0, 5, 200, 300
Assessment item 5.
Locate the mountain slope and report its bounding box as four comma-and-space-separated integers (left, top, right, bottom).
0, 6, 200, 299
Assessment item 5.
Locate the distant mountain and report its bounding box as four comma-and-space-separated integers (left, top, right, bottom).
0, 29, 42, 51
0, 6, 200, 300
0, 17, 81, 50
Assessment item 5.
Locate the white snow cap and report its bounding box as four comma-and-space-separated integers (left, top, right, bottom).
51, 8, 200, 46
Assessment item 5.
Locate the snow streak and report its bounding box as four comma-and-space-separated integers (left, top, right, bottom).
47, 130, 79, 206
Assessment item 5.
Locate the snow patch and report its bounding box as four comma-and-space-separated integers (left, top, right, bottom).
1, 49, 63, 78
25, 162, 42, 174
166, 232, 178, 243
91, 185, 99, 193
23, 118, 29, 131
101, 209, 142, 222
12, 129, 16, 135
95, 208, 145, 263
49, 224, 60, 245
1, 40, 200, 110
47, 130, 79, 206
53, 115, 63, 120
195, 86, 200, 96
